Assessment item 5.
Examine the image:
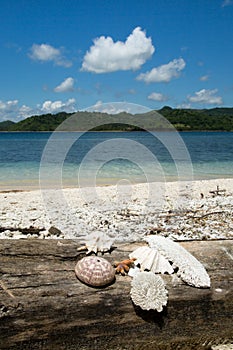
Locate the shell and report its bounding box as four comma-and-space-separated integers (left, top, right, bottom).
81, 232, 115, 254
146, 235, 211, 288
130, 271, 168, 312
129, 246, 174, 274
75, 256, 115, 287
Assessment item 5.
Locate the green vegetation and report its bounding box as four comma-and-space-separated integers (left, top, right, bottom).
0, 120, 15, 131
159, 106, 233, 131
0, 107, 233, 132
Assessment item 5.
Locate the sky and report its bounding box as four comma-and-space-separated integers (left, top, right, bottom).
0, 0, 233, 122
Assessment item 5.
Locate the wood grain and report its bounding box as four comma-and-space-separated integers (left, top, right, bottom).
0, 239, 232, 350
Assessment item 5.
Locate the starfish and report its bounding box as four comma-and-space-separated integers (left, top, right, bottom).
114, 258, 136, 275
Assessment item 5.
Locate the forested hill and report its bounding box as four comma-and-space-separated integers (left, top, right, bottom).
0, 107, 233, 131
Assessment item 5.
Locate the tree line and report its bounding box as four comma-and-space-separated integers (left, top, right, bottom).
0, 107, 233, 132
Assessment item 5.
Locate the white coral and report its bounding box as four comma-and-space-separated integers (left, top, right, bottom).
81, 231, 115, 254
130, 271, 168, 312
129, 246, 174, 274
146, 235, 211, 288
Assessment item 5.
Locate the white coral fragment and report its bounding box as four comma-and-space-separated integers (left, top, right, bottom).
130, 271, 168, 312
129, 246, 174, 274
80, 231, 115, 254
146, 235, 211, 288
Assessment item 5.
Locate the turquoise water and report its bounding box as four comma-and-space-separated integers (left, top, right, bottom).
0, 131, 232, 189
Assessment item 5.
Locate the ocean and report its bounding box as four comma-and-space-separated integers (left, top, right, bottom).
0, 131, 233, 189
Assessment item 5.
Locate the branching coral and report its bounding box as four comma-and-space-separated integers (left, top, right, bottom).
146, 235, 211, 288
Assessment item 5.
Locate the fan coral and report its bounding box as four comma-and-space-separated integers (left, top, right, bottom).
130, 271, 168, 312
77, 231, 115, 254
129, 246, 174, 274
146, 235, 211, 288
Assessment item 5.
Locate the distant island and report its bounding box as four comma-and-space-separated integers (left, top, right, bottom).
0, 106, 233, 132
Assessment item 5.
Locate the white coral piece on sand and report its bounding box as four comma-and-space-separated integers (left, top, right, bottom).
146, 235, 211, 288
129, 246, 174, 274
130, 271, 168, 312
81, 232, 115, 254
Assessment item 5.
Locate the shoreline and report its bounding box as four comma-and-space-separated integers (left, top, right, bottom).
1, 175, 233, 193
0, 178, 232, 241
1, 130, 233, 133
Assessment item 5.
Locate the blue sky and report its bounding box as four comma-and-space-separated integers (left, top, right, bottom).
0, 0, 233, 121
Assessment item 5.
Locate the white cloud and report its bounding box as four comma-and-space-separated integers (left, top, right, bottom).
0, 99, 18, 111
0, 98, 77, 122
85, 101, 150, 115
222, 0, 233, 7
176, 103, 192, 109
137, 58, 186, 83
187, 89, 223, 105
81, 27, 155, 73
200, 75, 209, 81
0, 100, 19, 121
30, 44, 60, 61
41, 98, 76, 113
29, 43, 72, 67
148, 92, 168, 101
19, 105, 33, 118
54, 77, 75, 92
0, 100, 33, 121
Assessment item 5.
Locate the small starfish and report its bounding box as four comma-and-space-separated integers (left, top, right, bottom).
114, 258, 136, 275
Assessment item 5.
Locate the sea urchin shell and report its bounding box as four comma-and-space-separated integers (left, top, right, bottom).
75, 256, 115, 287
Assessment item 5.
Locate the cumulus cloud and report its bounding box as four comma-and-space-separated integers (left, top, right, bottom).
176, 103, 192, 109
148, 92, 168, 101
187, 89, 223, 105
41, 98, 76, 113
81, 27, 155, 73
19, 105, 34, 118
0, 100, 34, 121
0, 98, 77, 122
137, 58, 186, 83
54, 77, 75, 92
29, 43, 72, 67
85, 101, 149, 115
0, 99, 18, 111
0, 100, 18, 121
200, 75, 209, 81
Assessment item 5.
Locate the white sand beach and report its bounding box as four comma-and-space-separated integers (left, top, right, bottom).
0, 178, 232, 242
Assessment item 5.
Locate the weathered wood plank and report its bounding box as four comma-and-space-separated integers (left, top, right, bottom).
0, 239, 232, 350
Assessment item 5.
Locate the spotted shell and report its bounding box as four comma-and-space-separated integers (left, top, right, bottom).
75, 256, 115, 287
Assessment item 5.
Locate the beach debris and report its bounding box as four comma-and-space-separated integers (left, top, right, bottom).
148, 226, 167, 235
75, 256, 115, 287
130, 271, 168, 312
114, 258, 136, 275
0, 225, 45, 235
129, 246, 174, 274
48, 226, 62, 236
77, 231, 115, 254
209, 185, 226, 197
146, 235, 211, 288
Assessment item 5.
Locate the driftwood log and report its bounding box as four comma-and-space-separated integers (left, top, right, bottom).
0, 239, 232, 350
